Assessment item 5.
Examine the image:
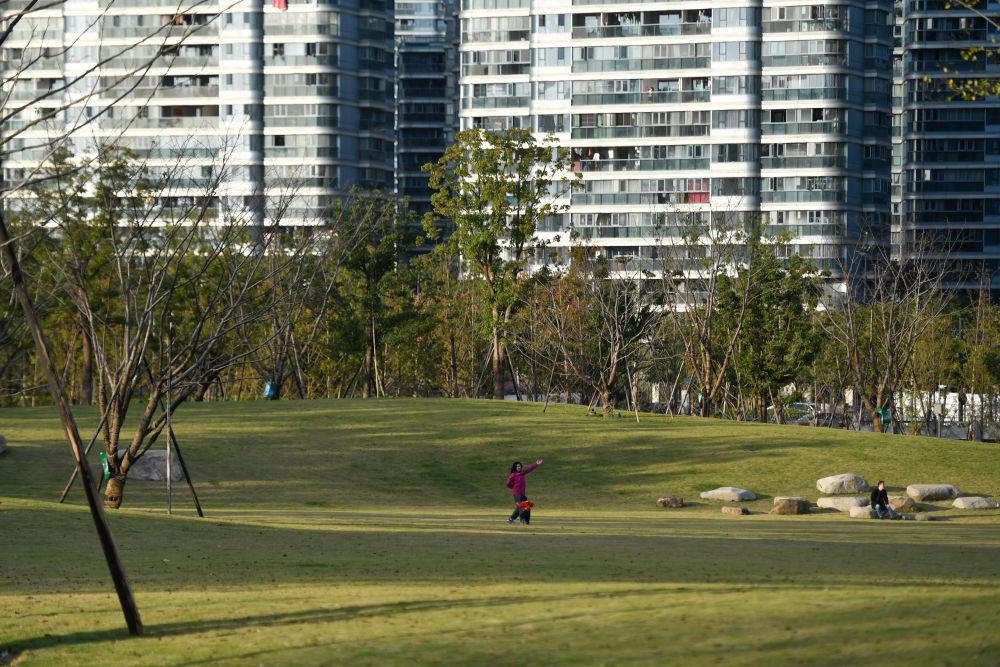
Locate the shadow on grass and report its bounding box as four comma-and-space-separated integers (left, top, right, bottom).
7, 587, 669, 655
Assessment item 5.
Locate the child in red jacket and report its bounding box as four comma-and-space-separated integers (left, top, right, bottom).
506, 459, 542, 525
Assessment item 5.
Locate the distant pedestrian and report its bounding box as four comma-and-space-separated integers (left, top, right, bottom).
871, 480, 899, 519
506, 459, 543, 525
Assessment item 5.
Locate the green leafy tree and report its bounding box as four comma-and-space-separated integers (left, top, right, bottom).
940, 0, 1000, 100
716, 232, 819, 423
423, 128, 579, 399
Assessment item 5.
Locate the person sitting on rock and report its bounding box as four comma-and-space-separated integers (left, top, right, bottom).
870, 480, 899, 519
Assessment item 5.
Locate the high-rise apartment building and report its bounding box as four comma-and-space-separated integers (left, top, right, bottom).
460, 0, 894, 275
1, 0, 395, 225
893, 0, 1000, 289
395, 0, 458, 220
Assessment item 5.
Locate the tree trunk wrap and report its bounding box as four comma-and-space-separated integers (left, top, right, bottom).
104, 475, 126, 509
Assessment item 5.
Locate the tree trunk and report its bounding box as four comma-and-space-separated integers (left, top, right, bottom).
104, 475, 126, 509
873, 410, 884, 433
492, 327, 504, 400
601, 389, 612, 417
449, 331, 459, 398
363, 341, 374, 399
80, 332, 94, 405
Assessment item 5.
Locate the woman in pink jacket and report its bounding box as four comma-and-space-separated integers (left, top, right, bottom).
506, 459, 543, 525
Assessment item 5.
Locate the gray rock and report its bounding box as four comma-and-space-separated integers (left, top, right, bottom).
656, 496, 684, 508
889, 496, 919, 512
906, 484, 961, 501
952, 496, 999, 510
699, 487, 757, 502
722, 506, 750, 516
120, 450, 186, 482
771, 497, 811, 515
816, 473, 870, 495
902, 513, 936, 521
849, 507, 877, 519
816, 496, 868, 511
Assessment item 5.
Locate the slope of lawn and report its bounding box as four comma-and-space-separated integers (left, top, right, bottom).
1, 398, 999, 666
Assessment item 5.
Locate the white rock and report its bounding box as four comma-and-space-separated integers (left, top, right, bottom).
849, 507, 876, 519
817, 496, 869, 511
816, 473, 870, 494
906, 484, 961, 501
699, 487, 757, 502
120, 450, 186, 482
952, 496, 999, 510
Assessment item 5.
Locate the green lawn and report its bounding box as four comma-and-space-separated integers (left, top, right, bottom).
1, 399, 999, 666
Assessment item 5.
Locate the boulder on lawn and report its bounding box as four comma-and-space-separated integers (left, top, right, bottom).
771, 497, 811, 515
816, 496, 868, 511
722, 506, 749, 516
906, 484, 960, 501
902, 513, 936, 521
699, 487, 757, 502
120, 450, 186, 482
816, 473, 869, 495
849, 506, 876, 519
657, 496, 684, 508
888, 496, 918, 513
952, 496, 999, 510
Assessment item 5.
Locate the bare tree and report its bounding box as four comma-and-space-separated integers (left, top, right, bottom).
819, 235, 953, 433
19, 143, 321, 508
654, 208, 755, 418
526, 248, 660, 417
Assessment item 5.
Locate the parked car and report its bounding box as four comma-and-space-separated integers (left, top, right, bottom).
767, 402, 815, 424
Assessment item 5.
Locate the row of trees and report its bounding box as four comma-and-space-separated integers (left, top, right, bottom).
3, 129, 1000, 510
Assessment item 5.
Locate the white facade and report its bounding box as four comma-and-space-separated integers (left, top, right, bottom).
459, 0, 894, 273
1, 0, 395, 225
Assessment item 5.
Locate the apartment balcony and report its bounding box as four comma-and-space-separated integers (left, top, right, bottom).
761, 54, 849, 68
265, 85, 338, 97
461, 30, 529, 43
268, 147, 339, 159
761, 156, 848, 169
463, 97, 530, 109
573, 57, 711, 74
575, 157, 710, 173
571, 22, 710, 39
761, 190, 847, 203
571, 90, 710, 106
266, 55, 340, 68
763, 18, 849, 33
572, 192, 711, 205
264, 116, 339, 128
763, 121, 845, 135
572, 125, 709, 139
461, 0, 528, 10
266, 24, 338, 37
763, 88, 850, 102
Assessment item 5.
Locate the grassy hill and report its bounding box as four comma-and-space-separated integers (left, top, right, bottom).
1, 399, 999, 666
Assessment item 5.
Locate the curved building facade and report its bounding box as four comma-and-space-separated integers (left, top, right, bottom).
895, 0, 1000, 288
1, 0, 395, 226
459, 0, 893, 275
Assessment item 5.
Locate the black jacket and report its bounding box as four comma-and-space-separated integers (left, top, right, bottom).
871, 488, 889, 509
